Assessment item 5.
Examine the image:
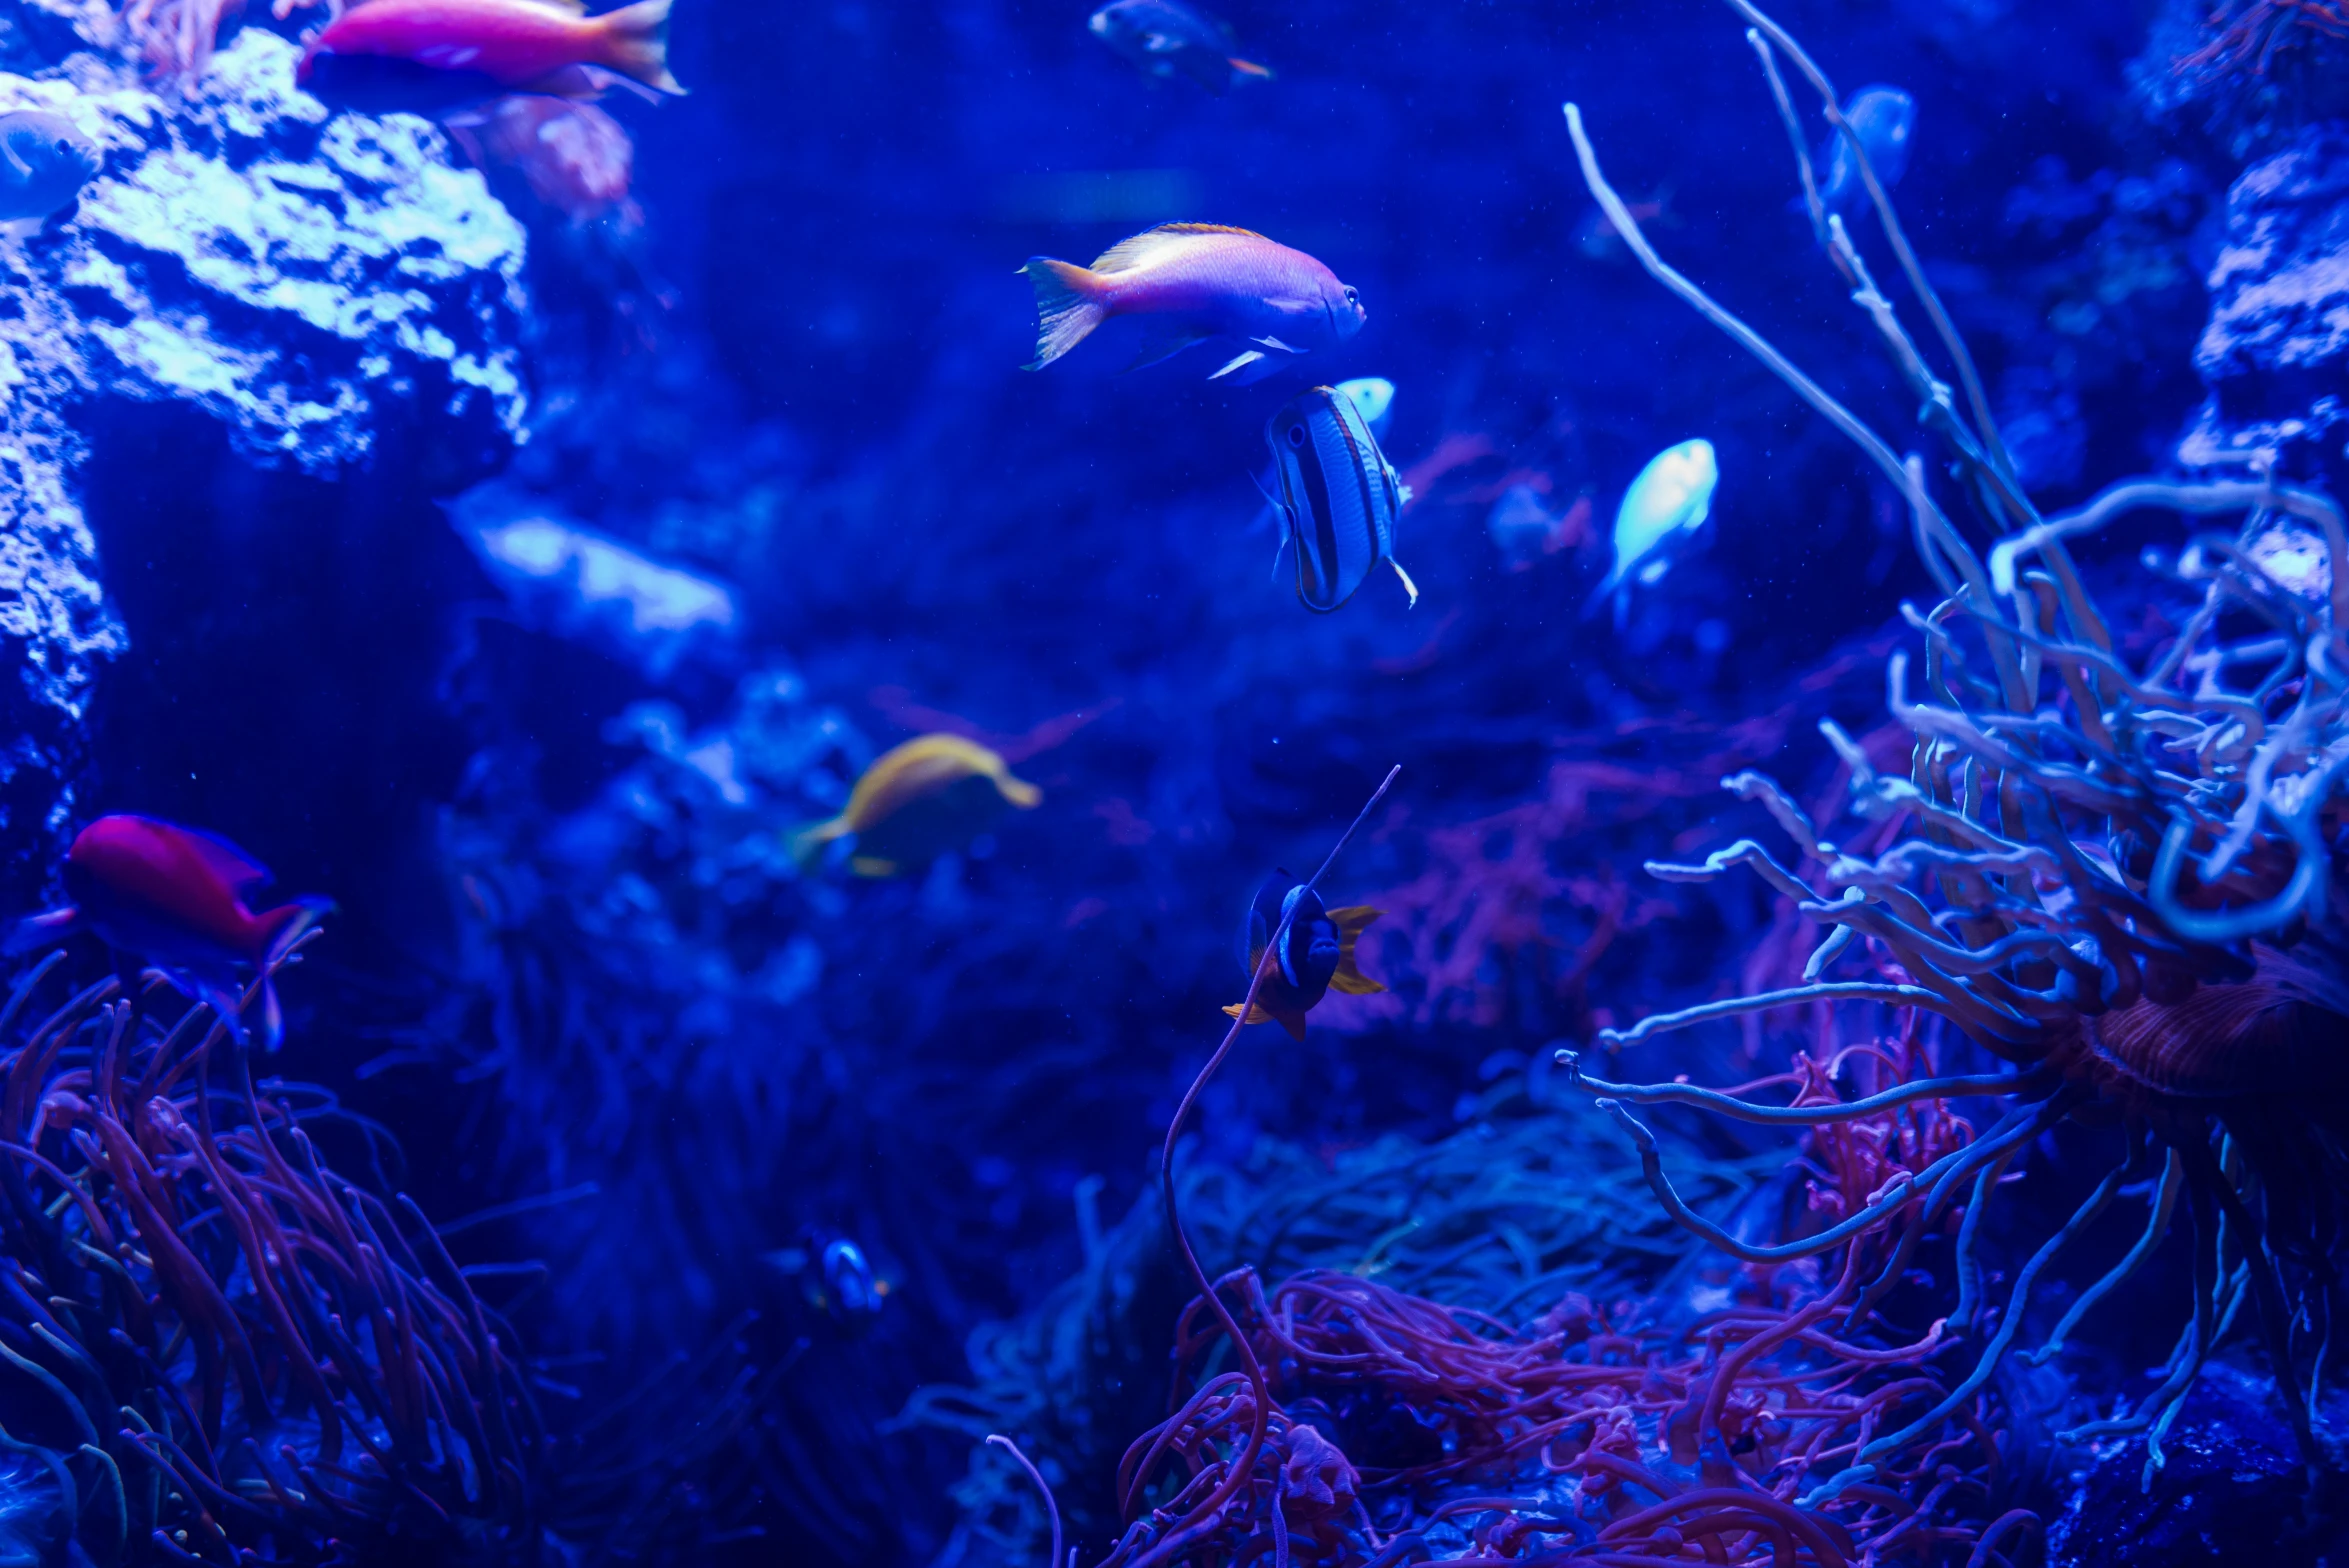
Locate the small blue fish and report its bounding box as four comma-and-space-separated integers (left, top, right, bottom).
1588, 439, 1715, 625
1087, 0, 1272, 95
1814, 86, 1914, 212
1264, 385, 1419, 613
765, 1231, 892, 1333
0, 111, 98, 222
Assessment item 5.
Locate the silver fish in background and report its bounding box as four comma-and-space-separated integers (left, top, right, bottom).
1587, 437, 1715, 625
1265, 385, 1419, 613
0, 111, 99, 221
1087, 0, 1273, 96
1815, 85, 1914, 211
1332, 376, 1396, 439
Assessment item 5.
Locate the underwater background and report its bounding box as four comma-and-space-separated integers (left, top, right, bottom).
0, 0, 2344, 1562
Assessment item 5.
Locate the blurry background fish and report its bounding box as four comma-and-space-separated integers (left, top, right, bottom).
0, 109, 97, 222
790, 734, 1042, 878
1813, 84, 1916, 211
765, 1230, 894, 1335
1332, 376, 1396, 440
450, 96, 637, 225
1574, 187, 1675, 261
1486, 484, 1591, 573
1087, 0, 1273, 95
1586, 437, 1717, 627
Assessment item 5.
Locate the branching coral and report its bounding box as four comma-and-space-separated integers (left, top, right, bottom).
1565, 0, 2349, 1507
0, 947, 544, 1564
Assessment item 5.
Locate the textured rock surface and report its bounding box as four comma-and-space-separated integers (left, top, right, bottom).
0, 25, 526, 896
2181, 121, 2349, 473
2046, 1361, 2349, 1566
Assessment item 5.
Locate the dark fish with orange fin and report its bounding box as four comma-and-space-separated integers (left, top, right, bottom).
1087, 0, 1271, 95
1222, 874, 1383, 1041
297, 0, 684, 114
6, 816, 332, 1050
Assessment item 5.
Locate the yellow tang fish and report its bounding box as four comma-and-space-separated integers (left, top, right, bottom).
791, 734, 1042, 878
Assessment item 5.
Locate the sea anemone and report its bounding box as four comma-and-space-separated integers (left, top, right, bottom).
0, 947, 544, 1564
1566, 0, 2349, 1504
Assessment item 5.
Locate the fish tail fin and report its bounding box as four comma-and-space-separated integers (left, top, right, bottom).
256, 896, 334, 969
594, 0, 685, 95
1327, 905, 1386, 995
1021, 258, 1111, 370
788, 818, 847, 874
195, 974, 253, 1048
4, 907, 80, 958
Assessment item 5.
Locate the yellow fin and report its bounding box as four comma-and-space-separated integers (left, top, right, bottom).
786, 817, 848, 871
1329, 963, 1385, 997
1223, 999, 1308, 1040
849, 855, 900, 877
1091, 222, 1269, 274
993, 769, 1043, 809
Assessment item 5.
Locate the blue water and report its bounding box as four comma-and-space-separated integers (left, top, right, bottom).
0, 0, 2343, 1562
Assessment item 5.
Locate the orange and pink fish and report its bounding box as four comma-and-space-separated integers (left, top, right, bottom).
7, 816, 331, 1050
1021, 222, 1365, 384
298, 0, 684, 113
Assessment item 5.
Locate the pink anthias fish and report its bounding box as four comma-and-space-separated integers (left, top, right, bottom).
1020, 222, 1366, 383
6, 815, 332, 1050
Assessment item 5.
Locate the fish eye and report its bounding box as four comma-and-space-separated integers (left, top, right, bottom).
1287, 424, 1307, 448
1343, 287, 1360, 305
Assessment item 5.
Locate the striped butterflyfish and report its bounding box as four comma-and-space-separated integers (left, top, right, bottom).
1222, 874, 1384, 1041
1264, 385, 1420, 614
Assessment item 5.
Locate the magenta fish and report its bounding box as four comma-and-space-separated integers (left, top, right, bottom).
1020, 222, 1366, 383
7, 816, 332, 1049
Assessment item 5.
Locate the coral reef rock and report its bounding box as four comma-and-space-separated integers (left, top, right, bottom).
0, 27, 526, 893
2182, 121, 2349, 474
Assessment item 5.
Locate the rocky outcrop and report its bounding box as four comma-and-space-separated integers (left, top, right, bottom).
0, 24, 526, 894
2180, 121, 2349, 474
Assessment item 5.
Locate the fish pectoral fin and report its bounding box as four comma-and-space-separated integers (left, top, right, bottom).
1208, 348, 1267, 381
1223, 999, 1306, 1040
1390, 559, 1421, 607
3, 906, 80, 957
1269, 528, 1290, 584
1250, 335, 1304, 353
1141, 30, 1184, 51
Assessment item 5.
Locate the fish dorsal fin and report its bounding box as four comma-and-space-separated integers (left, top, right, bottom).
169, 823, 273, 894
1090, 222, 1268, 274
